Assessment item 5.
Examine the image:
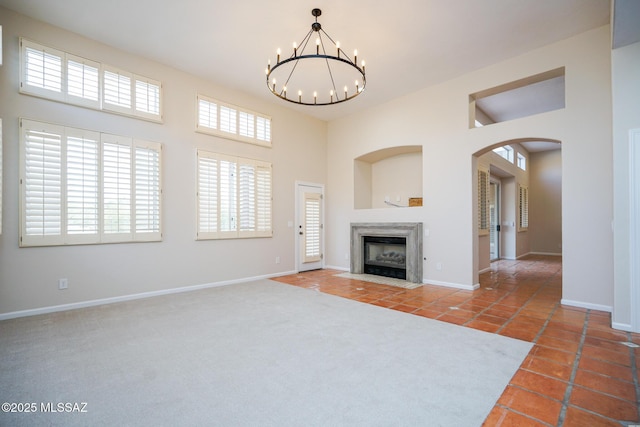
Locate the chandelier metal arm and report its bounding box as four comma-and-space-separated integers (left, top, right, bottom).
265, 8, 366, 106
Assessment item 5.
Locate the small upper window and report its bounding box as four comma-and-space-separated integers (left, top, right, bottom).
196, 94, 271, 147
493, 145, 514, 162
20, 38, 162, 122
517, 152, 527, 170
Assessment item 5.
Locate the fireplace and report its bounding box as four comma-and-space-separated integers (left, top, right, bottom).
363, 236, 407, 279
350, 223, 423, 284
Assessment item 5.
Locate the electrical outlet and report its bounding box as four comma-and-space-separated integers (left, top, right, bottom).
436, 262, 442, 271
345, 253, 349, 260
58, 278, 68, 290
275, 256, 281, 264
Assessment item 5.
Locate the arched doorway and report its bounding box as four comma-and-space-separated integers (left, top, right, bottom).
473, 138, 562, 278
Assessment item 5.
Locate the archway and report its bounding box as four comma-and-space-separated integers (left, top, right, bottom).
472, 138, 562, 284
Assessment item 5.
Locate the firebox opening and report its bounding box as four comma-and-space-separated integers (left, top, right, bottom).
363, 236, 407, 280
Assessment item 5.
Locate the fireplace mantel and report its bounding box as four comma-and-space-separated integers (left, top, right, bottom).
350, 223, 423, 284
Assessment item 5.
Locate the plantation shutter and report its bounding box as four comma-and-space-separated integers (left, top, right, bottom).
303, 192, 322, 262
21, 120, 64, 246
66, 128, 100, 243
197, 152, 219, 238
239, 112, 255, 138
196, 151, 272, 240
219, 105, 237, 134
134, 140, 162, 240
134, 76, 161, 118
519, 185, 529, 230
102, 134, 132, 240
66, 54, 100, 107
238, 162, 256, 234
197, 96, 217, 130
219, 157, 237, 234
256, 165, 272, 236
103, 66, 132, 113
478, 168, 490, 234
21, 39, 64, 101
256, 116, 271, 142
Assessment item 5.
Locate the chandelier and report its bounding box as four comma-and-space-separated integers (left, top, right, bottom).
266, 8, 366, 106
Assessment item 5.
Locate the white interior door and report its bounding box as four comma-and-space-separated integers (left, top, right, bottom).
296, 183, 324, 272
489, 181, 500, 261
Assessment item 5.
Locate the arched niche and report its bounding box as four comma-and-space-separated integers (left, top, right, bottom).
354, 145, 423, 210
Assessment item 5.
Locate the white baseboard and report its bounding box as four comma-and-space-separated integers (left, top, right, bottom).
530, 251, 562, 256
611, 322, 633, 332
479, 266, 492, 274
323, 265, 349, 272
561, 298, 612, 313
423, 279, 480, 291
0, 270, 297, 321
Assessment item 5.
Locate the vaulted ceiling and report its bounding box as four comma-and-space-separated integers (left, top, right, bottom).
0, 0, 612, 122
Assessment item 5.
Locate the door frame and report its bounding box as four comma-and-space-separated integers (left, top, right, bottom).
295, 181, 325, 272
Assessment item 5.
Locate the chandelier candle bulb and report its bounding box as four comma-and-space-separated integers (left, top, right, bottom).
266, 8, 365, 106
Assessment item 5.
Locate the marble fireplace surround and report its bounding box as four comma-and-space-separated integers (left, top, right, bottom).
350, 223, 423, 284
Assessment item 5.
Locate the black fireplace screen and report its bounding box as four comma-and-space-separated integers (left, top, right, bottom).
363, 236, 407, 279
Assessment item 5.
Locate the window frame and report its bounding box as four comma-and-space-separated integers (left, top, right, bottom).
493, 145, 514, 163
196, 149, 272, 240
19, 118, 163, 247
20, 38, 163, 123
196, 94, 272, 147
517, 152, 527, 170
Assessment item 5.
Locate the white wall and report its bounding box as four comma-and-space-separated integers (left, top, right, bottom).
0, 8, 327, 317
612, 41, 640, 330
326, 26, 613, 308
371, 153, 422, 209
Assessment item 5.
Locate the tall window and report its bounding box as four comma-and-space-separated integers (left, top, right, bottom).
0, 118, 2, 235
519, 184, 529, 231
196, 95, 271, 147
197, 150, 272, 239
20, 39, 162, 122
20, 119, 162, 247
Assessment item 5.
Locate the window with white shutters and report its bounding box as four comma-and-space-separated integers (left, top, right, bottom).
66, 54, 100, 108
519, 184, 529, 231
196, 150, 272, 240
135, 76, 162, 118
21, 39, 64, 101
19, 119, 162, 247
20, 39, 162, 122
478, 168, 490, 235
66, 128, 100, 243
196, 94, 272, 147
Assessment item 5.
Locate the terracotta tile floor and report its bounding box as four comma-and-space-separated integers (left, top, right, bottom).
273, 255, 640, 426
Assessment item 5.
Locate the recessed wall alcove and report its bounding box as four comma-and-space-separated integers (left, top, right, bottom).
354, 146, 423, 209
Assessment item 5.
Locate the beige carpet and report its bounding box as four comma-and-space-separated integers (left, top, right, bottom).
0, 280, 531, 426
335, 272, 423, 289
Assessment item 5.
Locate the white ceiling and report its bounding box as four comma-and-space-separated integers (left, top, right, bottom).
0, 0, 611, 121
